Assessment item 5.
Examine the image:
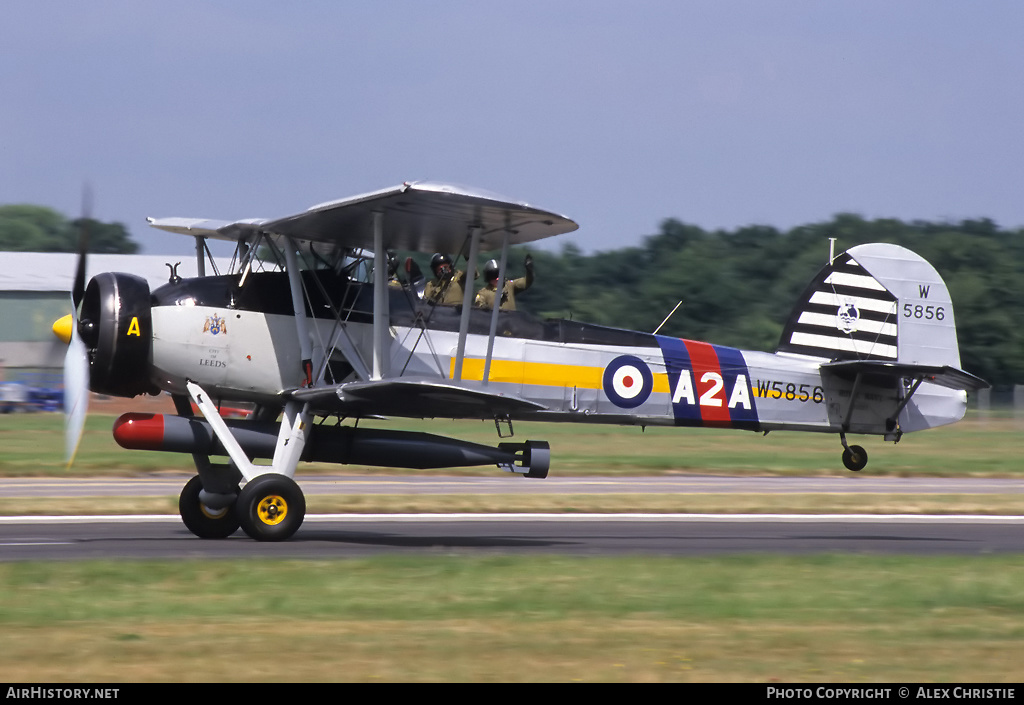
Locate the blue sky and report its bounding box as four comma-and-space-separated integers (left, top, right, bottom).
2, 1, 1022, 256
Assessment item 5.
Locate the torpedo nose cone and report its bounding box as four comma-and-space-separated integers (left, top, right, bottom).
52, 314, 74, 345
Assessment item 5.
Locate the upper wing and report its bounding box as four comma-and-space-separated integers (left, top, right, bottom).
288, 377, 549, 419
143, 217, 269, 240
148, 181, 578, 254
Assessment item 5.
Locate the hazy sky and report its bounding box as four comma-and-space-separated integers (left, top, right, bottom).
2, 1, 1022, 256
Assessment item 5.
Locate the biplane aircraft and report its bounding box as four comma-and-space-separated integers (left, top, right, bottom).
57, 182, 988, 541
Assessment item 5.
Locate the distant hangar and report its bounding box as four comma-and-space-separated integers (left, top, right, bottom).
0, 253, 229, 375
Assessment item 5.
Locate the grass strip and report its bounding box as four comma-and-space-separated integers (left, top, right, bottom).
5, 493, 1024, 517
1, 555, 1022, 682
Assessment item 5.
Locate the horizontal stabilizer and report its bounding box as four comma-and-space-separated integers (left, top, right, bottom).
821, 360, 989, 391
290, 377, 548, 419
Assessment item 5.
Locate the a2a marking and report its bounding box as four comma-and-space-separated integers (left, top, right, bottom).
673, 371, 751, 409
755, 380, 824, 403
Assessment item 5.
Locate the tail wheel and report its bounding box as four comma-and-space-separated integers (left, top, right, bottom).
842, 445, 868, 472
237, 475, 306, 542
179, 474, 239, 539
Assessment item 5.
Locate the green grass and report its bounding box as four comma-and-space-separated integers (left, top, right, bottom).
1, 555, 1022, 682
3, 413, 1023, 682
2, 411, 1023, 477
0, 413, 193, 474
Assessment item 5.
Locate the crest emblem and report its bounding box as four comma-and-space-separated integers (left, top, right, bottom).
203, 314, 227, 336
836, 300, 859, 334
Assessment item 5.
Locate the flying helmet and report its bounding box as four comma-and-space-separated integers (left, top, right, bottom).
430, 253, 453, 275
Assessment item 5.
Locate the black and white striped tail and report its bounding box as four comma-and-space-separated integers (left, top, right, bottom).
777, 252, 898, 361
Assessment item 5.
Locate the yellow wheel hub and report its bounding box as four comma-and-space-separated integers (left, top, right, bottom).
200, 504, 229, 520
256, 495, 288, 526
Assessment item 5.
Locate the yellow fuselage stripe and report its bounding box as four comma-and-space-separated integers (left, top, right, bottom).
452, 358, 671, 394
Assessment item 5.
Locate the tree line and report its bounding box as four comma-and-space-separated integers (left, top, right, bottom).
506, 214, 1024, 388
0, 204, 137, 254
3, 204, 1021, 385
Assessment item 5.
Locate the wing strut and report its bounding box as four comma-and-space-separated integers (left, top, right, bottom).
453, 226, 482, 381
372, 211, 389, 380
194, 236, 206, 277
483, 229, 511, 384
283, 237, 314, 386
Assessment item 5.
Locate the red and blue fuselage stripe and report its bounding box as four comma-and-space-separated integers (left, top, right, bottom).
655, 336, 760, 430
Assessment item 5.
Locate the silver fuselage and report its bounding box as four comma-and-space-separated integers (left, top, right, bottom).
149, 298, 966, 438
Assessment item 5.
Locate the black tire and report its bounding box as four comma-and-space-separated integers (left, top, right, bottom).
237, 475, 306, 542
842, 445, 868, 472
179, 474, 239, 539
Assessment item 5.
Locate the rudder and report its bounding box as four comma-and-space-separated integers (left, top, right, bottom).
777, 243, 961, 368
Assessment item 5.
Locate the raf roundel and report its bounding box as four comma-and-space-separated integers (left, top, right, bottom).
602, 355, 654, 409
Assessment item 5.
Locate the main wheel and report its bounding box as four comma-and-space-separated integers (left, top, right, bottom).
179, 474, 239, 539
237, 475, 306, 542
842, 445, 868, 472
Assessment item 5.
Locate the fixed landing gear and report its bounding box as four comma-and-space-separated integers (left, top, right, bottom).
179, 474, 240, 539
178, 473, 307, 541
841, 445, 868, 472
839, 433, 868, 472
236, 474, 306, 542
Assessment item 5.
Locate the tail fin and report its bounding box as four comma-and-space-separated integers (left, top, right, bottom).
777, 243, 961, 368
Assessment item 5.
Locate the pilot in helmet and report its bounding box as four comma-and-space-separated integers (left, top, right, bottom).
423, 253, 467, 305
474, 254, 534, 311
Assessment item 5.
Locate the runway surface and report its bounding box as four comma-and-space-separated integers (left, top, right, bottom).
2, 476, 1022, 560
2, 514, 1023, 560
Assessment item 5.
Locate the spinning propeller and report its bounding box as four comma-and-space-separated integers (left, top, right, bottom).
53, 188, 160, 466
60, 187, 92, 466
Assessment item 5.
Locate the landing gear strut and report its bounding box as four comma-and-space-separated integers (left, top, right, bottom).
839, 433, 868, 472
834, 371, 872, 472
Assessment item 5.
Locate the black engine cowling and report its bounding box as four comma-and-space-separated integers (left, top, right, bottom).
79, 272, 156, 397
